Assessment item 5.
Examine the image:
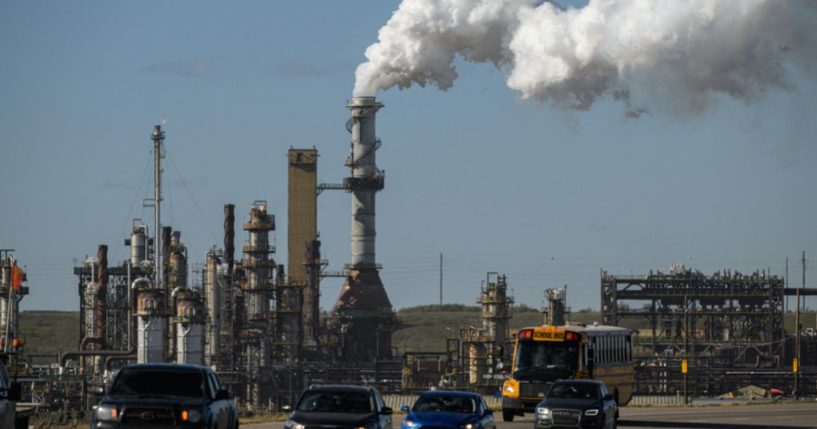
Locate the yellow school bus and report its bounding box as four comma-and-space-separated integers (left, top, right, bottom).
500, 323, 634, 422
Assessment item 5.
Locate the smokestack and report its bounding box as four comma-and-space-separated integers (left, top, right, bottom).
334, 96, 394, 360
346, 96, 384, 266
95, 244, 108, 348
224, 204, 235, 272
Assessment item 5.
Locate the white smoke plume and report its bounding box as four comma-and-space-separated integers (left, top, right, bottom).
354, 0, 817, 114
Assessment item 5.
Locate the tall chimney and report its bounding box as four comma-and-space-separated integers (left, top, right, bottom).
95, 245, 108, 349
334, 96, 394, 360
224, 204, 235, 273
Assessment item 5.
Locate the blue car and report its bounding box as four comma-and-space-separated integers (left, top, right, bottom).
401, 391, 496, 429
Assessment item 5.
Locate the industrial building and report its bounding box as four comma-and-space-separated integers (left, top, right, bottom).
601, 265, 817, 397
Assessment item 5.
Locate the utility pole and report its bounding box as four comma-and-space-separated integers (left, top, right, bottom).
786, 257, 789, 314
684, 294, 689, 405
439, 253, 443, 306
795, 289, 800, 399
802, 251, 806, 312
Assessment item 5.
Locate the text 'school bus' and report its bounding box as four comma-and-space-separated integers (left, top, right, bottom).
500, 323, 634, 422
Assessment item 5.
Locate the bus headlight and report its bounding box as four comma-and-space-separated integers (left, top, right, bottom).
502, 379, 519, 397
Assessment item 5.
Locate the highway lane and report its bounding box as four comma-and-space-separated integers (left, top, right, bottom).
245, 403, 817, 429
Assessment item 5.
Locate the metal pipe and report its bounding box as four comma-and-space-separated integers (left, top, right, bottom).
347, 96, 383, 267
151, 125, 164, 291
96, 245, 108, 350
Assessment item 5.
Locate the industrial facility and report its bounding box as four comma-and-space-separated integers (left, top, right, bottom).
0, 96, 814, 423
18, 97, 405, 415
602, 265, 817, 398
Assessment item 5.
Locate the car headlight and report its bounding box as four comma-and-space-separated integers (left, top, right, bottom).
285, 420, 305, 429
503, 385, 515, 394
403, 420, 420, 428
96, 405, 119, 422
536, 407, 550, 416
460, 423, 474, 429
356, 422, 379, 429
584, 409, 599, 416
181, 408, 203, 423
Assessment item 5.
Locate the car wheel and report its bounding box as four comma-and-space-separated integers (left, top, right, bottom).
502, 410, 514, 422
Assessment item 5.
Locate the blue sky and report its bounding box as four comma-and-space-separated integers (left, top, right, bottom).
1, 1, 815, 312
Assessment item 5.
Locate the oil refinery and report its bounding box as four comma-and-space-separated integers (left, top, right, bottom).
1, 96, 815, 424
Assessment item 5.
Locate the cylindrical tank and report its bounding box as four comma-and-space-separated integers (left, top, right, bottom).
169, 251, 187, 288
136, 289, 166, 363
0, 264, 9, 350
175, 296, 204, 365
468, 343, 485, 385
130, 225, 147, 266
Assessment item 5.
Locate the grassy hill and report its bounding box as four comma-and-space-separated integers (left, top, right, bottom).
18, 311, 79, 363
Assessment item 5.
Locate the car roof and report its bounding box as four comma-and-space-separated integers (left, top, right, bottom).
552, 379, 604, 386
306, 384, 375, 393
122, 363, 207, 372
419, 390, 481, 399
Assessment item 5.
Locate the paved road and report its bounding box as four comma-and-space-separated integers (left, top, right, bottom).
244, 403, 817, 429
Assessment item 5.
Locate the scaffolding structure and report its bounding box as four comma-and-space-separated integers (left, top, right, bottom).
601, 266, 817, 396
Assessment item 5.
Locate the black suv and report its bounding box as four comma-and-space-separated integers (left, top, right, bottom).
533, 380, 617, 429
284, 384, 393, 429
90, 363, 238, 429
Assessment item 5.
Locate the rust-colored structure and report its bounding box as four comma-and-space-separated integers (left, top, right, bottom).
288, 148, 319, 349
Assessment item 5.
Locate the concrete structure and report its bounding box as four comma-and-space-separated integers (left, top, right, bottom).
287, 148, 319, 349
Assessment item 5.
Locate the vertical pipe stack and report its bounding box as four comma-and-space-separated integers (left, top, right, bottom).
222, 204, 236, 371
334, 96, 394, 361
204, 251, 221, 366
240, 202, 275, 410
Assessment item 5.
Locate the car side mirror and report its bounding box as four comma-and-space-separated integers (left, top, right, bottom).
8, 382, 22, 401
381, 406, 393, 415
484, 409, 494, 417
400, 405, 410, 412
215, 389, 231, 400
603, 394, 613, 401
282, 405, 293, 412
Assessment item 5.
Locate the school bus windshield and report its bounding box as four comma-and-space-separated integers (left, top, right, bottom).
513, 340, 579, 376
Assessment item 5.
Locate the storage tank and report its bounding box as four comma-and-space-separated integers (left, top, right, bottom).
135, 287, 167, 363
175, 293, 204, 365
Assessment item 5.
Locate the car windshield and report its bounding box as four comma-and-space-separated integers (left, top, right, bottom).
297, 390, 374, 413
547, 384, 599, 400
109, 368, 206, 398
413, 395, 476, 414
514, 340, 578, 373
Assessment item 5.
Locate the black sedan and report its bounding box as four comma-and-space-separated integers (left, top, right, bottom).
533, 380, 617, 429
90, 363, 238, 429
